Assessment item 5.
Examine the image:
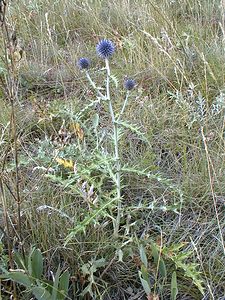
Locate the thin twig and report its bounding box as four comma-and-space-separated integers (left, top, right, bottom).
201, 126, 225, 255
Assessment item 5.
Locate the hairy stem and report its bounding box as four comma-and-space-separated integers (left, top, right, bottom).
105, 59, 121, 237
117, 91, 130, 122
86, 71, 105, 99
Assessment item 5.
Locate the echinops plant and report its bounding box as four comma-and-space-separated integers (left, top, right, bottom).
77, 39, 135, 237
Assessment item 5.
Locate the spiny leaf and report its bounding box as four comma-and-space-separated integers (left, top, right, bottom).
110, 74, 119, 88
117, 120, 149, 144
76, 99, 101, 119
162, 243, 204, 295
64, 196, 117, 245
121, 166, 183, 197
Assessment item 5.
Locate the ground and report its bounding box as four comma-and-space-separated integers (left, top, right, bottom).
0, 0, 225, 299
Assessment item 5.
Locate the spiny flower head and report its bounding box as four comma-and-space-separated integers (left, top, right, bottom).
96, 39, 115, 59
78, 57, 90, 70
124, 78, 135, 91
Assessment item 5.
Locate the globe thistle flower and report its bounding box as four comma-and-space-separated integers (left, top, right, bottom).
78, 57, 90, 70
96, 39, 115, 59
124, 79, 135, 91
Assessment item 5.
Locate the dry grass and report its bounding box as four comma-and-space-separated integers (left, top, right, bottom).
0, 0, 225, 299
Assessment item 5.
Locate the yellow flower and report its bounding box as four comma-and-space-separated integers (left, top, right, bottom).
70, 122, 84, 141
56, 157, 74, 169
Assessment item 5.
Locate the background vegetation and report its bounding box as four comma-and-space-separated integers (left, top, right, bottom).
0, 0, 224, 299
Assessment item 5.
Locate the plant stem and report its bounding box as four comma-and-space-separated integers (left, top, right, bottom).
85, 71, 105, 99
0, 1, 20, 296
201, 126, 225, 255
0, 178, 17, 297
117, 91, 130, 122
105, 59, 121, 237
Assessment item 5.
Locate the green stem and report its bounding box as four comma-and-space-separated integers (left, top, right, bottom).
117, 91, 130, 122
85, 71, 105, 99
105, 58, 121, 237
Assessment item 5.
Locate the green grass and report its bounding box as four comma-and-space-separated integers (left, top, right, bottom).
0, 0, 225, 299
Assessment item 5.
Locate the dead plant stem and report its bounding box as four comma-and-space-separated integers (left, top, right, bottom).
201, 126, 225, 255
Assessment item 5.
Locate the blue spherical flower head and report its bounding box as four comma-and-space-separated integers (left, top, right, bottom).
78, 57, 90, 70
124, 79, 135, 91
96, 39, 115, 59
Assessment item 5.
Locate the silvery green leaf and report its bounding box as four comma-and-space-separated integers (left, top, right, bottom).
139, 245, 148, 268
